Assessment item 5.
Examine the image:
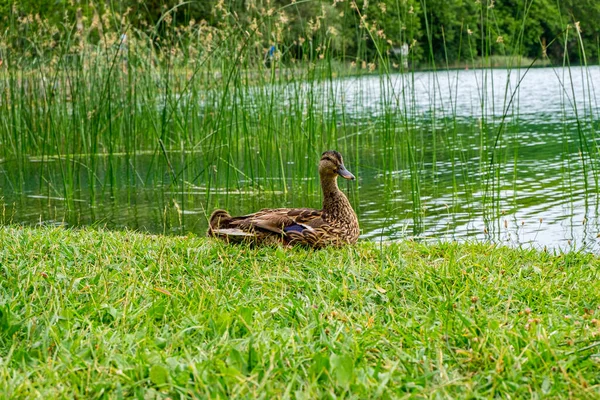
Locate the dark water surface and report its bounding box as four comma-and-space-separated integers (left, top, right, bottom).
1, 66, 599, 251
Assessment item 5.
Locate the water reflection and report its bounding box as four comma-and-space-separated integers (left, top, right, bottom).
1, 66, 599, 252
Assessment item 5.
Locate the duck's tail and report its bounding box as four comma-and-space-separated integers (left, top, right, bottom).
207, 209, 255, 242
207, 209, 232, 234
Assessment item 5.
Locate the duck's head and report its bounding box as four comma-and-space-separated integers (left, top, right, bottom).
319, 150, 355, 180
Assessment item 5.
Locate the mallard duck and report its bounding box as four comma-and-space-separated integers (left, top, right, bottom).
207, 150, 359, 247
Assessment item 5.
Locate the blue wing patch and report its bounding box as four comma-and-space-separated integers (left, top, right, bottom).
284, 224, 305, 233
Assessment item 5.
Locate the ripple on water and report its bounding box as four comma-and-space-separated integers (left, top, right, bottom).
1, 67, 600, 251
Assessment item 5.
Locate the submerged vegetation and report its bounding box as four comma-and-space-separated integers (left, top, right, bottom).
1, 225, 600, 397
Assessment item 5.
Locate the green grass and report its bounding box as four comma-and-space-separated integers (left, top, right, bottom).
1, 226, 599, 398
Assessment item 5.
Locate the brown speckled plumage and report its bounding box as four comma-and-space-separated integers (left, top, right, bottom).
207, 150, 359, 248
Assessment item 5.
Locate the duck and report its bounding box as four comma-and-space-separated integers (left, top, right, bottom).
207, 150, 359, 247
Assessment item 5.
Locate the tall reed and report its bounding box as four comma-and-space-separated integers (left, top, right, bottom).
0, 0, 598, 243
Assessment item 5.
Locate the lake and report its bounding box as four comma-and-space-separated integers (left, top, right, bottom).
1, 66, 599, 251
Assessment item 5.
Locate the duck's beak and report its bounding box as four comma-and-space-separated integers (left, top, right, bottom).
337, 165, 355, 180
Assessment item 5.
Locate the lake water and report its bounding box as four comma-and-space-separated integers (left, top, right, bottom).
1, 66, 599, 251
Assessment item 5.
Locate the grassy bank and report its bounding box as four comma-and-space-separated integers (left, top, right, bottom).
1, 226, 599, 398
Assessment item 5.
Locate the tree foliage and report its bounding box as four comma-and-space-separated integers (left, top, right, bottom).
1, 0, 598, 66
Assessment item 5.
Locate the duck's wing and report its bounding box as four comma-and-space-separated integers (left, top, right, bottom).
229, 208, 324, 235
283, 208, 327, 233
